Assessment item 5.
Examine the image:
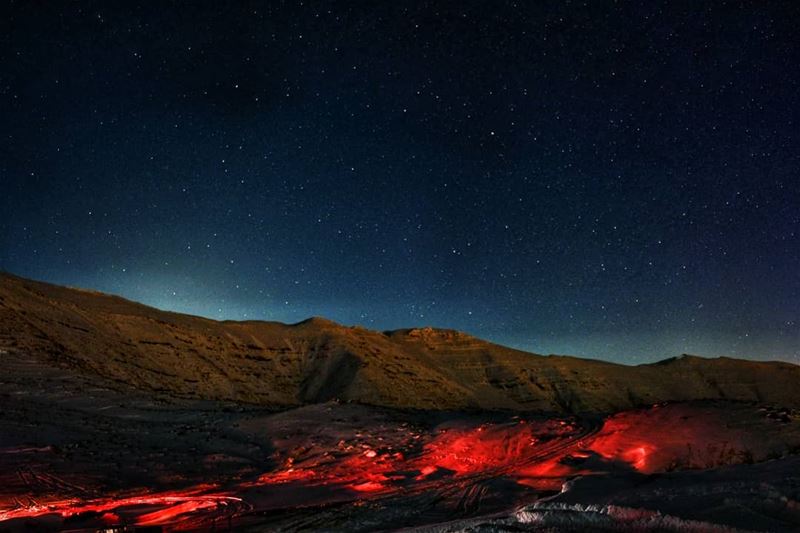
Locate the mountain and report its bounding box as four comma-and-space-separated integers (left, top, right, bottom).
1, 272, 798, 413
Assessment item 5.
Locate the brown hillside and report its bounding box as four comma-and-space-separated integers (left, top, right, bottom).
1, 272, 798, 413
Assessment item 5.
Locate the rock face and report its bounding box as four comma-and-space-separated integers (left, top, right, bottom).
1, 272, 799, 413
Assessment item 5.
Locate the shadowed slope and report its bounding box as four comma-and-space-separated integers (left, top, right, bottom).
1, 272, 798, 413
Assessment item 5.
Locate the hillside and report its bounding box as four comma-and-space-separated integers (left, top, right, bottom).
1, 272, 798, 413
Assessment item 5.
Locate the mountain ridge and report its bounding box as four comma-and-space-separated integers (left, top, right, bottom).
1, 271, 798, 414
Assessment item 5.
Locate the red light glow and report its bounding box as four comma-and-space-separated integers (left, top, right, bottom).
3, 404, 745, 529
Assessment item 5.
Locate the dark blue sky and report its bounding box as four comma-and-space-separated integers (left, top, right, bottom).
2, 1, 799, 363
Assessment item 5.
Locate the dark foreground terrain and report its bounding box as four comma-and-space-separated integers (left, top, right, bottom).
1, 274, 800, 531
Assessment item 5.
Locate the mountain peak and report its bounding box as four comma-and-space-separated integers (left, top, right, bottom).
292, 316, 340, 328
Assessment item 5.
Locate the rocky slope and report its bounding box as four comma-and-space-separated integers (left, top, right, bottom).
1, 272, 798, 413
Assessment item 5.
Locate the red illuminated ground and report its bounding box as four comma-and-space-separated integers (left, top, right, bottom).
2, 398, 799, 531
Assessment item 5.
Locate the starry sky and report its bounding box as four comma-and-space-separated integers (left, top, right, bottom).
1, 1, 799, 364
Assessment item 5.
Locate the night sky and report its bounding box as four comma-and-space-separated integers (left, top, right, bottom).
2, 2, 799, 364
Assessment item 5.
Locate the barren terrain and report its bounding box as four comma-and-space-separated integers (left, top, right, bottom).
1, 273, 800, 531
